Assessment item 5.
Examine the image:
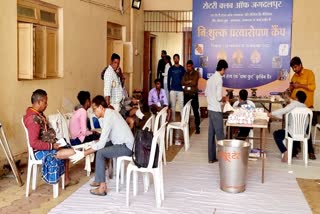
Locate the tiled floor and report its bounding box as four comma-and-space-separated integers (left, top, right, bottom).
0, 118, 319, 213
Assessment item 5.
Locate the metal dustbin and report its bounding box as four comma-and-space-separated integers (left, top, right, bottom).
217, 140, 250, 193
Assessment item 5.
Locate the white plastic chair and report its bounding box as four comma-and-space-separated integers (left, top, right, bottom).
56, 110, 94, 176
126, 123, 167, 208
22, 118, 65, 198
154, 107, 168, 165
285, 107, 313, 166
313, 123, 320, 144
166, 99, 192, 151
142, 114, 155, 131
116, 114, 160, 193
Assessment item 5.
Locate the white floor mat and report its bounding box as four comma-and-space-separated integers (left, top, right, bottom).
50, 119, 311, 214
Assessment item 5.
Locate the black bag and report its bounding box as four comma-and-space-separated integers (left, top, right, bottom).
132, 128, 159, 168
101, 67, 108, 80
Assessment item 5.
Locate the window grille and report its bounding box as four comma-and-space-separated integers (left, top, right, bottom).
144, 11, 192, 32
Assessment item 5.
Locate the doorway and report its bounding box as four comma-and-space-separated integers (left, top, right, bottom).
143, 32, 157, 108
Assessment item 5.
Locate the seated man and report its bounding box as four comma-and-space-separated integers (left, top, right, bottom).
269, 91, 311, 162
69, 91, 100, 145
233, 89, 256, 139
23, 89, 77, 186
70, 95, 134, 196
148, 78, 172, 122
120, 87, 144, 129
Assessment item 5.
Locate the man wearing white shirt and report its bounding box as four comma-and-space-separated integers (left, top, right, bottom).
72, 95, 134, 196
103, 53, 123, 111
205, 59, 228, 163
269, 91, 308, 162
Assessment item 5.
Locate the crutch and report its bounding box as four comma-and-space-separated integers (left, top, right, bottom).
0, 123, 23, 186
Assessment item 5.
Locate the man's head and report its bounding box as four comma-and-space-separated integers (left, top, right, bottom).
173, 54, 180, 65
186, 60, 194, 72
295, 90, 307, 103
161, 50, 167, 59
77, 91, 91, 110
110, 53, 120, 71
154, 78, 162, 90
164, 55, 171, 64
92, 95, 108, 118
216, 59, 228, 75
31, 89, 48, 113
239, 89, 248, 101
290, 56, 303, 75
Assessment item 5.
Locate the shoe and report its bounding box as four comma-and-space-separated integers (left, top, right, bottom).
90, 181, 100, 187
208, 158, 218, 163
65, 179, 79, 187
195, 129, 200, 134
90, 188, 107, 196
309, 153, 316, 160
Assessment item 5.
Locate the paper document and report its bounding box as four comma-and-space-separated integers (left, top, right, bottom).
56, 138, 67, 147
223, 102, 234, 113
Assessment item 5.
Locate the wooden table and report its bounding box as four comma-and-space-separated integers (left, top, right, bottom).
226, 119, 268, 183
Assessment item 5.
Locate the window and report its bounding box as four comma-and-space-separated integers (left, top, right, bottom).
17, 0, 60, 80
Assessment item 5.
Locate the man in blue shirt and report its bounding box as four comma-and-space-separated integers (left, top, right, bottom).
168, 54, 186, 121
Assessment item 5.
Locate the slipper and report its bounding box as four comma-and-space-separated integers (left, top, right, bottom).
90, 188, 107, 196
90, 181, 100, 187
65, 179, 79, 187
309, 153, 316, 160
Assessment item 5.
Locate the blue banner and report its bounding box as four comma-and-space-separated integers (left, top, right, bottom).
192, 0, 293, 89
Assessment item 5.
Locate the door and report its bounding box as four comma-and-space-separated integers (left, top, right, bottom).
143, 32, 157, 108
18, 23, 33, 79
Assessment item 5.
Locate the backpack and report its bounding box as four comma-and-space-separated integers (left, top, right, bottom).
42, 153, 65, 184
132, 128, 159, 168
101, 66, 108, 80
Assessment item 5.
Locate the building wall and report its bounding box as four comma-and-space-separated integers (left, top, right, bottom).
0, 0, 144, 160
153, 32, 184, 66
143, 0, 192, 11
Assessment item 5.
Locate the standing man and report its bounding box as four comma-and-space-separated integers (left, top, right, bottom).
103, 53, 123, 112
182, 60, 200, 134
168, 54, 186, 121
289, 56, 316, 159
157, 50, 167, 88
205, 60, 228, 163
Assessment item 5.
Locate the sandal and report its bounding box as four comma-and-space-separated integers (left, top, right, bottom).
309, 153, 316, 160
90, 188, 107, 196
90, 181, 100, 187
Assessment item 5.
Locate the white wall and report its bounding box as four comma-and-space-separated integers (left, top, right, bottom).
153, 32, 184, 66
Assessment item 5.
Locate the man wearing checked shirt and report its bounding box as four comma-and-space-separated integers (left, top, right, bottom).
103, 53, 123, 112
